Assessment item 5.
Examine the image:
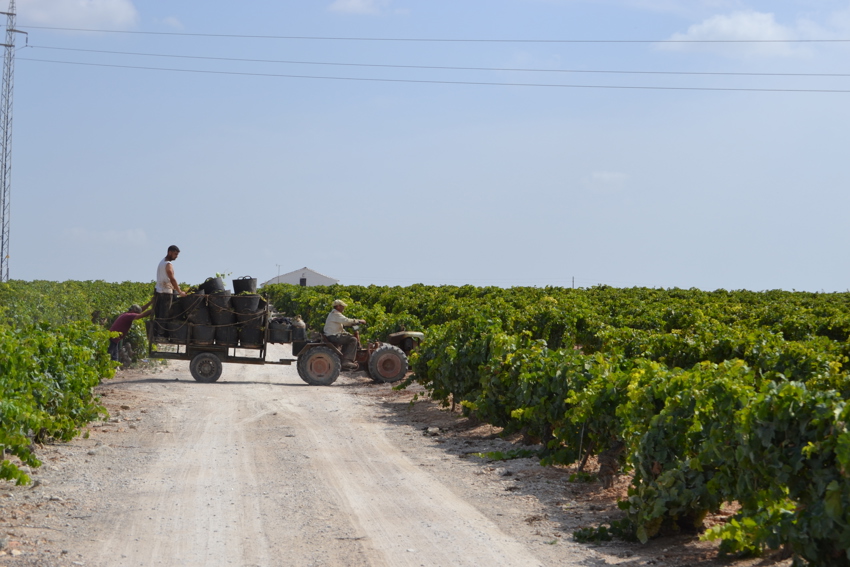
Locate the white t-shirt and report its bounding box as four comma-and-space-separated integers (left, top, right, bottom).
324, 309, 356, 335
155, 258, 173, 293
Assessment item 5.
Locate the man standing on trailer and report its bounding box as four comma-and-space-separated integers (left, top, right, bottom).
154, 245, 186, 337
324, 299, 365, 370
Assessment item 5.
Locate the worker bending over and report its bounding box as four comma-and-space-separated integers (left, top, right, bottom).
323, 299, 365, 370
108, 301, 152, 362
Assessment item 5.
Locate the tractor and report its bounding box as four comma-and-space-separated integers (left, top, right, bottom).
293, 325, 423, 386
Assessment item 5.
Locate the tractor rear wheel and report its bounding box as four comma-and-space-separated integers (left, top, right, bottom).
297, 346, 341, 386
367, 344, 408, 383
190, 352, 223, 383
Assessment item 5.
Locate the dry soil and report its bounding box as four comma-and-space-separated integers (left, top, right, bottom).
0, 344, 793, 567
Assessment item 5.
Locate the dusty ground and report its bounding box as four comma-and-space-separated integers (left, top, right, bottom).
0, 344, 793, 567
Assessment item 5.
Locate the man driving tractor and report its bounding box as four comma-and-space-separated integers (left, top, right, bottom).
323, 299, 365, 370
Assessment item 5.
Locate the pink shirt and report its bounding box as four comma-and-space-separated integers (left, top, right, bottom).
109, 312, 143, 343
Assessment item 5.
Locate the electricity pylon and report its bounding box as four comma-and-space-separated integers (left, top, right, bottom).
0, 0, 25, 282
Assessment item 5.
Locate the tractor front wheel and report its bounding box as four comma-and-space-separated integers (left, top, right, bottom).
297, 346, 341, 386
367, 344, 408, 383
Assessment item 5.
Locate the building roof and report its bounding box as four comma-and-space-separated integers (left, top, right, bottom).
261, 267, 339, 287
285, 266, 337, 280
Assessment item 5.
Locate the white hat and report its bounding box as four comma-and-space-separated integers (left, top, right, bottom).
332, 299, 347, 308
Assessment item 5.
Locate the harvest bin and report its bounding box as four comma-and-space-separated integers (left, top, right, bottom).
268, 321, 291, 343
233, 276, 257, 295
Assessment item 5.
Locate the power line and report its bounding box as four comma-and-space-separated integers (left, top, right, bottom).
17, 25, 850, 43
27, 45, 850, 78
19, 57, 850, 93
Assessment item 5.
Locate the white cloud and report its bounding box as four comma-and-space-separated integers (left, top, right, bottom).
66, 228, 147, 245
161, 16, 183, 30
583, 172, 629, 192
328, 0, 390, 15
19, 0, 139, 29
660, 11, 807, 58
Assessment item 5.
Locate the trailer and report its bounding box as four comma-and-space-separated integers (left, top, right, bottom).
145, 300, 304, 383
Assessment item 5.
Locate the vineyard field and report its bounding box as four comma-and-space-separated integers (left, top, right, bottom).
0, 280, 155, 485
3, 279, 850, 565
264, 283, 850, 566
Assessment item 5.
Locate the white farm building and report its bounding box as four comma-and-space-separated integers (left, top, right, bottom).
262, 267, 339, 287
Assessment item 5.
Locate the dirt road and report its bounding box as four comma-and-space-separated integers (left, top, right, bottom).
2, 344, 596, 566
1, 345, 791, 567
83, 344, 560, 567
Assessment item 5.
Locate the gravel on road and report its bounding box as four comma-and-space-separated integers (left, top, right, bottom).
0, 344, 792, 567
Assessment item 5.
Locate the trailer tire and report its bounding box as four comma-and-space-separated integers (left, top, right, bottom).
297, 346, 340, 386
368, 344, 408, 383
190, 352, 223, 383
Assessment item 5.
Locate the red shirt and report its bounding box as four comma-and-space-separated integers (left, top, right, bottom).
109, 312, 143, 343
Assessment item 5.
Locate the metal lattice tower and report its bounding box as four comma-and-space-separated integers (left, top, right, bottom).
0, 0, 22, 282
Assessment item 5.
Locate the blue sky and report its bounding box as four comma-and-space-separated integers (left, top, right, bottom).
6, 0, 850, 290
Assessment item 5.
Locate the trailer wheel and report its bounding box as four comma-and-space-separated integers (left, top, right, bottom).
190, 352, 223, 383
297, 346, 340, 386
368, 344, 408, 383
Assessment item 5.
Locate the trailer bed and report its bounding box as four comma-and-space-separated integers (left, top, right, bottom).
145, 304, 299, 382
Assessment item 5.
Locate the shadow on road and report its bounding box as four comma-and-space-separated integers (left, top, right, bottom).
104, 377, 313, 387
